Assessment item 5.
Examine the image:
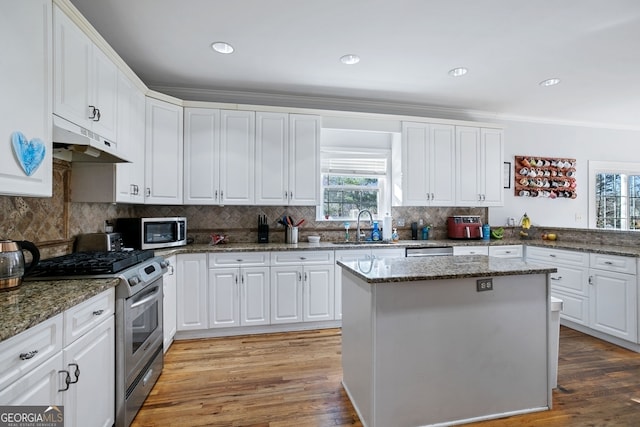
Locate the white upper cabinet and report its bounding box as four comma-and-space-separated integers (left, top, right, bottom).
456, 126, 504, 206
53, 5, 118, 142
184, 108, 220, 204
287, 114, 321, 205
255, 112, 289, 205
0, 0, 52, 197
402, 122, 455, 206
220, 110, 255, 205
183, 108, 255, 205
145, 97, 183, 204
114, 73, 146, 203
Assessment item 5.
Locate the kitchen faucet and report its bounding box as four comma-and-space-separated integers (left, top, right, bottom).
356, 209, 373, 242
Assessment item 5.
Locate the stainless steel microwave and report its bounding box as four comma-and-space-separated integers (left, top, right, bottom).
116, 217, 187, 250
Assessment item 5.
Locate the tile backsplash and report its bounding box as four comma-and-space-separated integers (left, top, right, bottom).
3, 159, 638, 257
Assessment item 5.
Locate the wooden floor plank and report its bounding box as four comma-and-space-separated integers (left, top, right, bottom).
131, 327, 640, 426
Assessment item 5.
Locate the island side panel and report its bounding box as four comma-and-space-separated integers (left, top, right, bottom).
373, 274, 549, 427
341, 270, 375, 426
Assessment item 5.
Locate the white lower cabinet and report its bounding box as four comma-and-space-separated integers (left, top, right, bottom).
526, 246, 639, 344
270, 251, 335, 324
588, 253, 637, 341
176, 253, 208, 331
208, 252, 270, 328
0, 289, 115, 427
163, 255, 177, 351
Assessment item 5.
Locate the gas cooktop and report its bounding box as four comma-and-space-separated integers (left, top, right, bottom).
27, 250, 155, 277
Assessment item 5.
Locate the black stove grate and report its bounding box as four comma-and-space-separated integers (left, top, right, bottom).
27, 250, 155, 277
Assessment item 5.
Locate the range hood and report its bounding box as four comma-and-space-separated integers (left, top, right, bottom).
52, 115, 130, 163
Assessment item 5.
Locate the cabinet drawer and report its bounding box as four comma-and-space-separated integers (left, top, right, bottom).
526, 246, 589, 267
271, 250, 334, 265
0, 314, 63, 392
210, 252, 269, 267
370, 248, 405, 259
488, 245, 523, 258
453, 246, 489, 256
551, 290, 589, 326
335, 249, 371, 262
64, 289, 114, 346
590, 253, 637, 275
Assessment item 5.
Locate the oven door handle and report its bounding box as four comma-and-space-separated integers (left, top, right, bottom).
130, 286, 161, 309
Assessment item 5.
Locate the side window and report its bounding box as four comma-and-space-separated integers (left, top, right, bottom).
590, 161, 640, 230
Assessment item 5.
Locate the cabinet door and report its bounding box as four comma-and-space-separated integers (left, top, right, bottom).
91, 46, 118, 142
163, 255, 177, 351
270, 266, 303, 324
551, 289, 589, 325
480, 128, 504, 206
456, 126, 482, 206
0, 352, 63, 406
177, 254, 208, 331
241, 267, 270, 326
488, 245, 523, 259
220, 110, 255, 204
62, 317, 115, 427
184, 108, 220, 204
0, 0, 52, 197
429, 124, 456, 206
288, 114, 321, 205
303, 265, 334, 322
115, 73, 145, 203
209, 268, 239, 328
589, 269, 637, 341
255, 112, 288, 205
145, 97, 184, 204
53, 5, 92, 129
401, 122, 429, 206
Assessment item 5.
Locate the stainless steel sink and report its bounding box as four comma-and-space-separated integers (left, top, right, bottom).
331, 241, 385, 245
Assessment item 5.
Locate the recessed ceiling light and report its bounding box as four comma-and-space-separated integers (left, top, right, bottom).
340, 54, 360, 65
539, 78, 560, 87
211, 41, 234, 54
448, 67, 468, 77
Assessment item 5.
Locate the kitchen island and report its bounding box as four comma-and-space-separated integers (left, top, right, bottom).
338, 255, 557, 427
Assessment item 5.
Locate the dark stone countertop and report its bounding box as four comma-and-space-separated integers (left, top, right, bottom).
337, 255, 557, 283
0, 278, 118, 342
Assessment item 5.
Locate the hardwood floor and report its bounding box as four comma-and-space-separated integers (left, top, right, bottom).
131, 327, 640, 426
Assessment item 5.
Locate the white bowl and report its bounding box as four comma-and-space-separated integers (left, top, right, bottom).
307, 235, 321, 243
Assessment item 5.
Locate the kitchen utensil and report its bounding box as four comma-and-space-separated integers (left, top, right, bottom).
258, 215, 269, 243
0, 239, 40, 291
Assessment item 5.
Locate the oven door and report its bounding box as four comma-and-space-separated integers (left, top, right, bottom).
123, 279, 164, 386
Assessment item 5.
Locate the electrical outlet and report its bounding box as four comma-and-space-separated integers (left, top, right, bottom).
476, 278, 493, 292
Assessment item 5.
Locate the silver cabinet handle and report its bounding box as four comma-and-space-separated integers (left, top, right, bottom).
19, 350, 38, 360
550, 276, 562, 281
145, 187, 151, 197
549, 254, 556, 258
88, 105, 98, 120
93, 309, 104, 316
589, 276, 594, 285
604, 261, 613, 265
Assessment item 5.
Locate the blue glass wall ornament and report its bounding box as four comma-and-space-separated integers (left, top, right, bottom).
11, 131, 46, 176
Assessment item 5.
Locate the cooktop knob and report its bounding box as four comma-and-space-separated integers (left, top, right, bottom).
128, 276, 140, 286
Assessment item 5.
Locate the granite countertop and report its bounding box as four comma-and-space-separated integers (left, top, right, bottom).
337, 255, 557, 284
156, 239, 640, 257
0, 278, 119, 342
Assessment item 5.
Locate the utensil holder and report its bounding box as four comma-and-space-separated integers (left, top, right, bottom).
285, 227, 299, 244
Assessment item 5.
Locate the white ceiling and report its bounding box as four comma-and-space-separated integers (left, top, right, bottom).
69, 0, 640, 129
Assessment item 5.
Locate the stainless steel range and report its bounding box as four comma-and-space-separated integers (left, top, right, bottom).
26, 249, 168, 427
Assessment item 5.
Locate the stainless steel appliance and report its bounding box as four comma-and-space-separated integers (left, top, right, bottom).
405, 246, 454, 257
0, 240, 40, 291
116, 217, 187, 250
75, 232, 123, 252
447, 215, 484, 239
26, 250, 167, 427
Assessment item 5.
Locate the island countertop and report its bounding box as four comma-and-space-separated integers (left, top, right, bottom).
337, 254, 557, 283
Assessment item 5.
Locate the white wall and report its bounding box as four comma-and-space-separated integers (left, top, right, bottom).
489, 120, 640, 228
